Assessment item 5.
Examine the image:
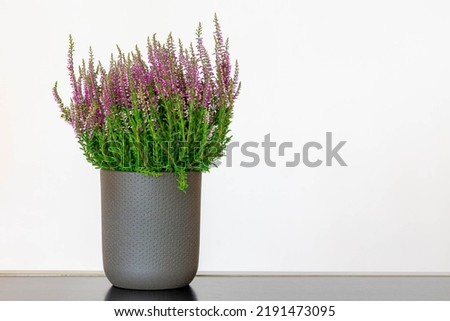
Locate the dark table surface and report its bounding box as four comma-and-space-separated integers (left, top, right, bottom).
1, 275, 450, 301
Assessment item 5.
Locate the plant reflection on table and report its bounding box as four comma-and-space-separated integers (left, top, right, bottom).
104, 285, 197, 301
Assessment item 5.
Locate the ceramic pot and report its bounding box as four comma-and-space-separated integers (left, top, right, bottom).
100, 170, 202, 290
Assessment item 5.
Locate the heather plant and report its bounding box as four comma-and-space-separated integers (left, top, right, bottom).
53, 15, 240, 191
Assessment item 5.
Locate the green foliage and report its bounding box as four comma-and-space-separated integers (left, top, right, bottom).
79, 96, 233, 191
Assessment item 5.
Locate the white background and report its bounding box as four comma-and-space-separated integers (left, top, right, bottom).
1, 0, 450, 272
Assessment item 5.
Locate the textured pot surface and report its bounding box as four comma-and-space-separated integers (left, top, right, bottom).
101, 170, 202, 290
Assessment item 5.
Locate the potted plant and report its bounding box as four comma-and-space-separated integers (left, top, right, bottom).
52, 15, 240, 290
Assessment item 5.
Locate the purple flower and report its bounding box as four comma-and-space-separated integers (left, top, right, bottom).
53, 16, 241, 135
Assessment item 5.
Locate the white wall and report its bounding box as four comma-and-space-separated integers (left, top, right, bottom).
1, 0, 450, 272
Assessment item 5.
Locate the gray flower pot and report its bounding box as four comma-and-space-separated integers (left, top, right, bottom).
100, 170, 202, 290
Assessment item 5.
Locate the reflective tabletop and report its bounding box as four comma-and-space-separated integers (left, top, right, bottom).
1, 275, 450, 301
